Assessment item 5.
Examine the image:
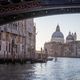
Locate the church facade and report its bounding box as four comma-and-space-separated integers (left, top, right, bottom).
44, 25, 80, 57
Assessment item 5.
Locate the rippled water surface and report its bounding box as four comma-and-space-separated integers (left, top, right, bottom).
0, 58, 80, 80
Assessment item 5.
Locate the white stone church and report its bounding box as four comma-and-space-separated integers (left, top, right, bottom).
44, 25, 80, 57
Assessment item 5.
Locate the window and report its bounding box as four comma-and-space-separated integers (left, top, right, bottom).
6, 44, 7, 51
28, 32, 32, 37
0, 41, 1, 51
15, 44, 17, 53
6, 33, 9, 41
12, 23, 18, 30
9, 43, 10, 52
0, 33, 1, 40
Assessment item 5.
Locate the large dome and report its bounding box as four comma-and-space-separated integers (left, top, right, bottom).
52, 31, 64, 38
51, 25, 64, 43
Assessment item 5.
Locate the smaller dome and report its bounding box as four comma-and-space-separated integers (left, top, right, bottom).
66, 35, 74, 40
66, 32, 74, 42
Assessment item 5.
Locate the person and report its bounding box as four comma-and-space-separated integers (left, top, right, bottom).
54, 52, 57, 62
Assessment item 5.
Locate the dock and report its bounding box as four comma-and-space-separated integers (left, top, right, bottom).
0, 58, 47, 64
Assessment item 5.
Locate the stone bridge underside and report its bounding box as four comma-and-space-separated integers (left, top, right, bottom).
0, 0, 80, 25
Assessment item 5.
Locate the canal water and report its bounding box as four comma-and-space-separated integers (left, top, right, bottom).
0, 58, 80, 80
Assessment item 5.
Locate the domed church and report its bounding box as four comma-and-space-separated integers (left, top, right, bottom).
51, 25, 64, 43
44, 24, 79, 57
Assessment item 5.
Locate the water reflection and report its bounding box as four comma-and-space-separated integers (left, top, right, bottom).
0, 64, 35, 80
0, 58, 80, 80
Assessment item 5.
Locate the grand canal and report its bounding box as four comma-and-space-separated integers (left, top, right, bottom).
0, 58, 80, 80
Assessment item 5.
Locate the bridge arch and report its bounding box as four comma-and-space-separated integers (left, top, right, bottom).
0, 0, 80, 25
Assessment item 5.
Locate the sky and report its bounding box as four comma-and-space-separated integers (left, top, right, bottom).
34, 13, 80, 50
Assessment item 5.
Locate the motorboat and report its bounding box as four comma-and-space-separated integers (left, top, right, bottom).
47, 56, 53, 61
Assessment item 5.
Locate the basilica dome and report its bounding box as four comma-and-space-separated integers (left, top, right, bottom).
52, 31, 64, 38
51, 25, 64, 43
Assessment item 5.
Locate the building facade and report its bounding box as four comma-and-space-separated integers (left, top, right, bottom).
44, 42, 63, 57
62, 41, 80, 57
0, 19, 36, 60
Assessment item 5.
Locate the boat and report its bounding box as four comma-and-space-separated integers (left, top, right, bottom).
47, 57, 53, 61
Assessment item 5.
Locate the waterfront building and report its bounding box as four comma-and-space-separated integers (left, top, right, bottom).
44, 25, 80, 57
44, 42, 63, 57
62, 41, 80, 57
0, 19, 36, 60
